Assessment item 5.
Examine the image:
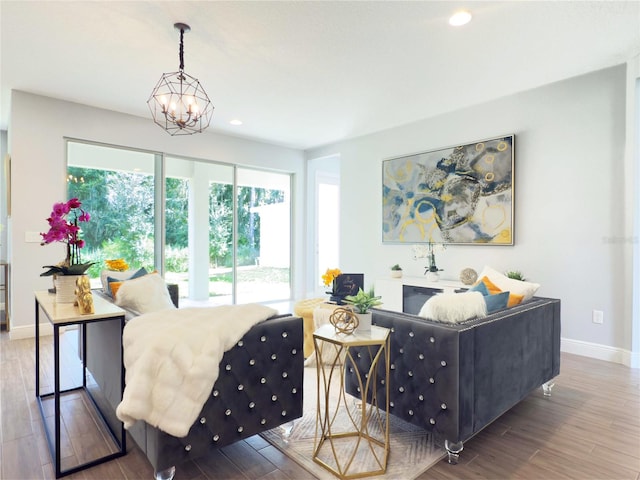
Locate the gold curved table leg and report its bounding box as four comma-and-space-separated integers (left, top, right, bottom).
312, 326, 390, 479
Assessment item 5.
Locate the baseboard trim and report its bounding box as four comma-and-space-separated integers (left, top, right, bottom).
561, 337, 637, 368
624, 350, 640, 369
10, 323, 58, 340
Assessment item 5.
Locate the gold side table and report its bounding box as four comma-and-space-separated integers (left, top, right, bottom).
312, 323, 390, 479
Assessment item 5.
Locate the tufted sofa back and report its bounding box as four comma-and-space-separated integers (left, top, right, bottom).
344, 297, 561, 446
143, 313, 305, 472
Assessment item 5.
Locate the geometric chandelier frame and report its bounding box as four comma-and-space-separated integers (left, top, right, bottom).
147, 23, 214, 136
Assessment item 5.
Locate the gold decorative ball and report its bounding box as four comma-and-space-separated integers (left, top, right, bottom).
329, 306, 359, 334
460, 268, 478, 285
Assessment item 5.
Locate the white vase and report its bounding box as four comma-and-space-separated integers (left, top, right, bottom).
357, 312, 372, 332
55, 275, 82, 304
426, 271, 440, 282
390, 270, 403, 278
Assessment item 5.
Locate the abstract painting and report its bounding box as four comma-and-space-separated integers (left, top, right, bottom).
382, 135, 514, 245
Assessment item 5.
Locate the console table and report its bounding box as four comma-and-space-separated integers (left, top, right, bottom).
34, 290, 126, 478
375, 276, 467, 314
312, 324, 390, 479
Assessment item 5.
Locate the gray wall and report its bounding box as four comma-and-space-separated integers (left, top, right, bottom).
306, 65, 635, 363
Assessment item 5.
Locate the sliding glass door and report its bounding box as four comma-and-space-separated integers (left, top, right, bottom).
67, 140, 292, 305
164, 157, 235, 305
162, 162, 292, 305
66, 141, 157, 286
235, 168, 291, 304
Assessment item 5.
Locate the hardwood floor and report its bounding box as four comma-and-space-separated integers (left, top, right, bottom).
425, 353, 640, 480
1, 328, 638, 480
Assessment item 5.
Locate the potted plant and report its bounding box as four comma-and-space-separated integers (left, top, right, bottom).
343, 287, 383, 332
40, 198, 94, 303
390, 264, 403, 278
505, 270, 526, 281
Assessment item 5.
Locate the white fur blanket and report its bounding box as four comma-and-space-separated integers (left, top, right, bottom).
116, 304, 277, 437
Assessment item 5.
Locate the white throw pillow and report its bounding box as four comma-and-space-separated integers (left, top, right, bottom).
418, 291, 487, 323
477, 266, 540, 301
115, 273, 176, 314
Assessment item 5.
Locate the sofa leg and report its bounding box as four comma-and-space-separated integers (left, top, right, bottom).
542, 381, 555, 397
279, 420, 296, 443
444, 440, 464, 464
154, 466, 176, 480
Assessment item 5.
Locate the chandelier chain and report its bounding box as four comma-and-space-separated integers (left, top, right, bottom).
178, 28, 185, 71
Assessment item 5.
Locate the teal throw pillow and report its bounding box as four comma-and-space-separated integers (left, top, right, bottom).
129, 267, 149, 280
484, 291, 510, 313
468, 281, 489, 296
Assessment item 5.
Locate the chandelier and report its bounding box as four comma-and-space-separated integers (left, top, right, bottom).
148, 23, 214, 135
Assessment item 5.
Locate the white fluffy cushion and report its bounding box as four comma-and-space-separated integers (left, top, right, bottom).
478, 266, 540, 301
114, 273, 176, 314
418, 291, 487, 323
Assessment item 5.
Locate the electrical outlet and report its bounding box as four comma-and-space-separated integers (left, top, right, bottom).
592, 310, 604, 324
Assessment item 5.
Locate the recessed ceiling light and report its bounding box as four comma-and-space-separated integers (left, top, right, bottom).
449, 10, 472, 26
229, 119, 243, 126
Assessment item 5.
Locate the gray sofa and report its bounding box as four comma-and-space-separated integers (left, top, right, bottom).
84, 287, 304, 479
344, 296, 561, 463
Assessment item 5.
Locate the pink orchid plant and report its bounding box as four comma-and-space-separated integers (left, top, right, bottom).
40, 198, 94, 276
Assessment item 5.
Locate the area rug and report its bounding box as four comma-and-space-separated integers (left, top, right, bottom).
261, 366, 446, 479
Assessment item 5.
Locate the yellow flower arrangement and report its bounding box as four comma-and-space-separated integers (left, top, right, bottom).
322, 268, 342, 287
105, 258, 129, 271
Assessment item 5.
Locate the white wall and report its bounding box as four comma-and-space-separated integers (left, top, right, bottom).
254, 203, 290, 268
627, 54, 640, 368
306, 65, 636, 365
1, 130, 7, 258
8, 91, 305, 338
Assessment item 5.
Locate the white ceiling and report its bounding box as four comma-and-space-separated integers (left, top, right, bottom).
1, 1, 639, 150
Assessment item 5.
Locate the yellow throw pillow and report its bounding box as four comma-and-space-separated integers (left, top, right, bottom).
109, 281, 123, 297
506, 291, 524, 308
478, 276, 502, 295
